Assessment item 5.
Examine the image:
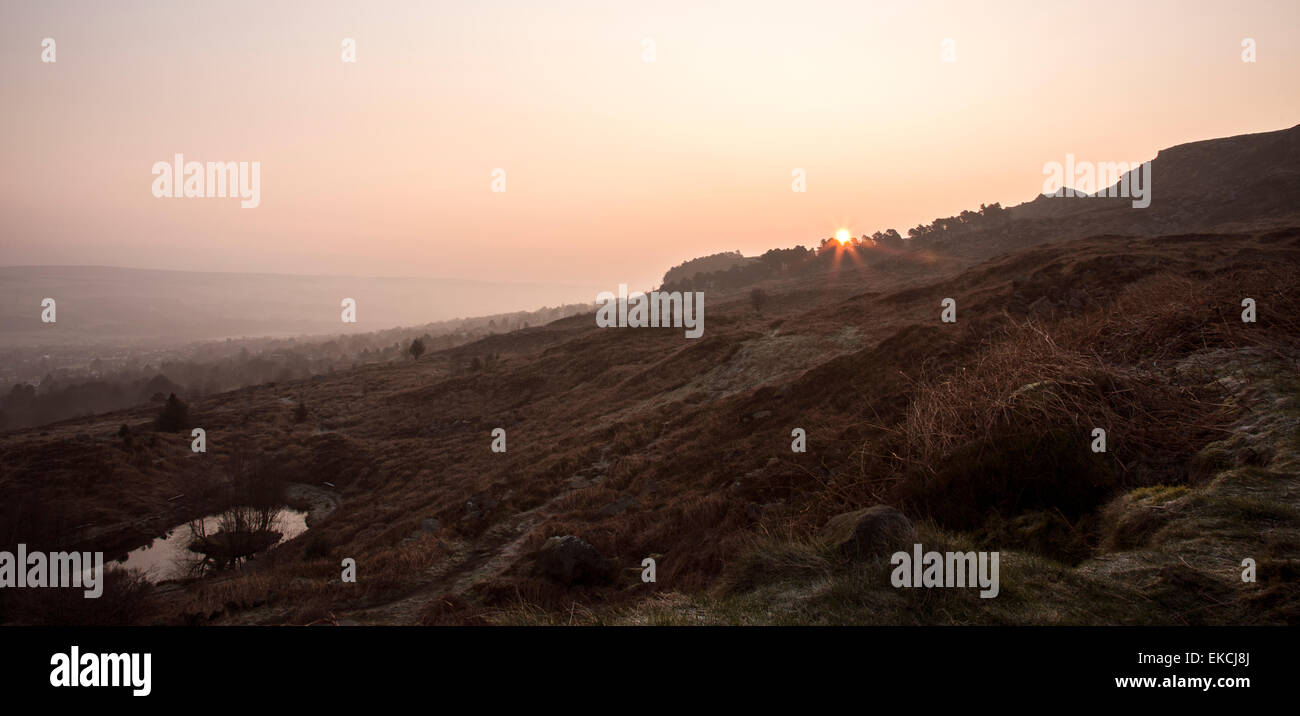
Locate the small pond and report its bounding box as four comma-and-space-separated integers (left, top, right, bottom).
114, 507, 309, 582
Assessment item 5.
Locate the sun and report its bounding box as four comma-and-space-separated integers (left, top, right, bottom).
835, 229, 851, 245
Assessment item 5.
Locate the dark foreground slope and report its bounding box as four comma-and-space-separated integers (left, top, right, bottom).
3, 226, 1299, 625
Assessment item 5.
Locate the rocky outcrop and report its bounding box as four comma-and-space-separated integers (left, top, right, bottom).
820, 505, 917, 558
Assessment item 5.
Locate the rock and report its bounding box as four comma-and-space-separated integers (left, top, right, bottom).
421, 517, 442, 533
820, 505, 916, 558
534, 535, 612, 586
463, 493, 499, 522
752, 410, 772, 420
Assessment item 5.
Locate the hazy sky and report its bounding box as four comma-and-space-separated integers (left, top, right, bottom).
2, 0, 1298, 292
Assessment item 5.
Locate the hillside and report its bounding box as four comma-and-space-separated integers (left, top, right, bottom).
3, 124, 1300, 626
661, 251, 753, 287
655, 125, 1300, 303
3, 224, 1298, 625
982, 124, 1300, 254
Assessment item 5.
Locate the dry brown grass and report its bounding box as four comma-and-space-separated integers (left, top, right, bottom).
4, 230, 1299, 625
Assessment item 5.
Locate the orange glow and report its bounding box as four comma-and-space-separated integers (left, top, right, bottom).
2, 1, 1297, 294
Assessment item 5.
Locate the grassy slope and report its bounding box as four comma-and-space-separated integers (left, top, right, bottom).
2, 229, 1299, 625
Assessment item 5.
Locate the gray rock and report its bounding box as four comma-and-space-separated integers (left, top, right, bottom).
421, 517, 442, 533
820, 505, 917, 558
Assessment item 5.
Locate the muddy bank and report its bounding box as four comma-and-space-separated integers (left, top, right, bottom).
284, 482, 341, 527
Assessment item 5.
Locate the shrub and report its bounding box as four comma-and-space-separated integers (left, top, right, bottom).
889, 321, 1214, 531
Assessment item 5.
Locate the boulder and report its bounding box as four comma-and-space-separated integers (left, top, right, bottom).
820, 505, 916, 558
535, 535, 612, 586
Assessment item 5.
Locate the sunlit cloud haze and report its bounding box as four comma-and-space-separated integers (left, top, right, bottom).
2, 0, 1298, 294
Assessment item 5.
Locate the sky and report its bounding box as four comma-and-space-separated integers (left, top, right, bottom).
2, 0, 1298, 294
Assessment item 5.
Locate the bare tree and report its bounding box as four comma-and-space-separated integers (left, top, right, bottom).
186, 447, 286, 572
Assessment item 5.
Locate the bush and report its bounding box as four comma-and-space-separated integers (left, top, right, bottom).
3, 567, 153, 626
888, 320, 1215, 531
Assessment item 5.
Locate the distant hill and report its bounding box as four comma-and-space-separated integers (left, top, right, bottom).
1008, 123, 1300, 230
661, 251, 753, 287
664, 124, 1300, 294
0, 266, 602, 346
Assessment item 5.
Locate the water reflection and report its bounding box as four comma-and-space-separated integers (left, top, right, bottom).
117, 507, 308, 582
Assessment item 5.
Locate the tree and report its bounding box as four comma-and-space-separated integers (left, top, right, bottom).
154, 393, 189, 431
750, 287, 768, 314
187, 448, 284, 572
875, 229, 904, 249
409, 338, 426, 360
980, 202, 1006, 221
